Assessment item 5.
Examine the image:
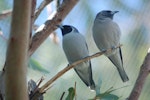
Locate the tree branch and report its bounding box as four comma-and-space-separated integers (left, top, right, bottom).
128, 48, 150, 100
31, 0, 37, 25
34, 0, 54, 22
60, 92, 65, 100
0, 9, 12, 20
29, 0, 79, 56
39, 45, 122, 93
29, 0, 37, 45
4, 0, 31, 99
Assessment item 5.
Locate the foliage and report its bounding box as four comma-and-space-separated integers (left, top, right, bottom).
0, 0, 150, 100
65, 87, 75, 100
29, 58, 50, 73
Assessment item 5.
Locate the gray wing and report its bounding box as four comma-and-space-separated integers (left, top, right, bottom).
74, 61, 95, 89
63, 32, 95, 89
93, 19, 121, 50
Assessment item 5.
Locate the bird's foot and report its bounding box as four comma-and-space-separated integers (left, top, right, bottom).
101, 49, 107, 52
111, 46, 117, 50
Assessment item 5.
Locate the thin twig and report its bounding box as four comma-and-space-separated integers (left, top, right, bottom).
29, 77, 44, 99
74, 82, 77, 100
39, 44, 122, 93
31, 0, 37, 25
43, 85, 53, 93
34, 77, 44, 93
30, 0, 37, 45
0, 9, 12, 19
29, 0, 79, 56
60, 92, 65, 100
128, 48, 150, 100
34, 0, 54, 22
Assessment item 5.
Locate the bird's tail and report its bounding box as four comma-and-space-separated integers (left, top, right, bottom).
89, 80, 96, 90
108, 51, 129, 82
74, 62, 96, 90
117, 67, 129, 82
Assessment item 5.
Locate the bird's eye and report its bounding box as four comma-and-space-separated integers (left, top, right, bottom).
106, 11, 111, 13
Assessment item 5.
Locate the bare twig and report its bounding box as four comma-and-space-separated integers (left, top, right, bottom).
43, 85, 53, 93
74, 82, 77, 100
29, 0, 37, 45
37, 77, 44, 88
31, 0, 37, 25
39, 45, 122, 93
128, 48, 150, 100
29, 0, 79, 56
33, 77, 44, 94
29, 77, 45, 100
0, 9, 12, 19
34, 0, 54, 22
60, 92, 65, 100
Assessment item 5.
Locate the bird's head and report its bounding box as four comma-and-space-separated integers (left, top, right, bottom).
96, 10, 119, 20
57, 25, 79, 36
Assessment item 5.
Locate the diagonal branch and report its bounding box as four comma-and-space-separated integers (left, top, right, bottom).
34, 0, 54, 22
29, 0, 79, 56
39, 44, 122, 93
128, 48, 150, 100
29, 0, 37, 45
0, 9, 12, 20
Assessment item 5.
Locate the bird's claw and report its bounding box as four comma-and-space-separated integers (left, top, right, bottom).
111, 46, 117, 50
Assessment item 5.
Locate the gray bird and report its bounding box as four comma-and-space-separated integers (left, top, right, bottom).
58, 25, 95, 90
92, 10, 129, 82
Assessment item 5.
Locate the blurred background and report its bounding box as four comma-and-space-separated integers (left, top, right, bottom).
0, 0, 150, 99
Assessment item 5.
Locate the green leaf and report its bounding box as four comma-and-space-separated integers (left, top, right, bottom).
90, 86, 127, 100
65, 87, 75, 100
96, 93, 119, 100
29, 58, 49, 73
102, 94, 119, 100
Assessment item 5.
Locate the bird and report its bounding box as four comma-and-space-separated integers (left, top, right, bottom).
58, 25, 95, 90
92, 10, 129, 82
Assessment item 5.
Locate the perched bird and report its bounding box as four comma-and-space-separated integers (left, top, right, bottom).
92, 10, 129, 82
58, 25, 95, 90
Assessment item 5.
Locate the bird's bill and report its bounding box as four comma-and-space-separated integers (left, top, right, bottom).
111, 11, 119, 15
56, 24, 64, 29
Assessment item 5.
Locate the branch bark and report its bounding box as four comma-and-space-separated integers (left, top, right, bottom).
34, 0, 54, 22
128, 48, 150, 100
39, 45, 122, 93
29, 0, 79, 56
4, 0, 31, 100
0, 9, 12, 19
29, 0, 37, 45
